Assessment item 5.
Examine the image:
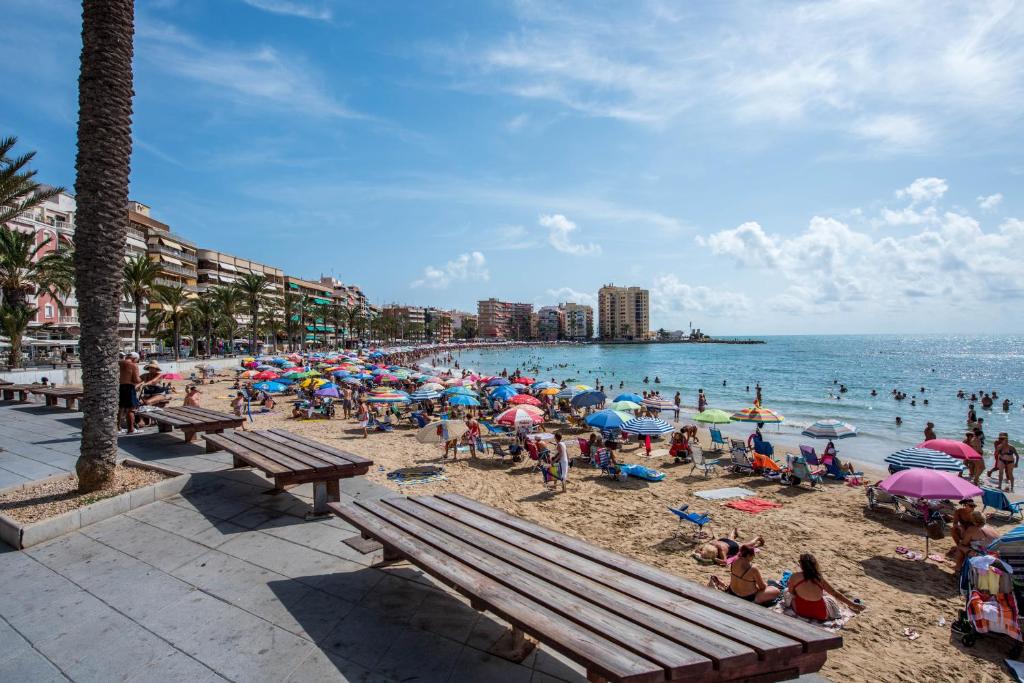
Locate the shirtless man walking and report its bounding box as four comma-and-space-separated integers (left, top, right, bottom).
118, 352, 142, 434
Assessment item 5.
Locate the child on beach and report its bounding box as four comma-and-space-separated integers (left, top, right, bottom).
230, 392, 249, 430
555, 433, 569, 493
183, 386, 201, 407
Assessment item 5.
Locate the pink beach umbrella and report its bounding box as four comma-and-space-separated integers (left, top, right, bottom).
495, 407, 544, 426
161, 373, 184, 380
879, 469, 982, 555
917, 439, 983, 461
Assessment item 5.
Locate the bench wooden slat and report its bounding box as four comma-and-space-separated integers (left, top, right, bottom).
204, 433, 292, 475
408, 495, 803, 662
386, 496, 760, 674
211, 432, 312, 472
176, 406, 238, 421
268, 428, 372, 466
233, 431, 346, 472
332, 499, 667, 683
256, 430, 362, 469
439, 493, 840, 653
150, 412, 192, 427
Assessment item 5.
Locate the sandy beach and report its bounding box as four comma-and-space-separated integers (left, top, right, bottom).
176, 373, 1018, 683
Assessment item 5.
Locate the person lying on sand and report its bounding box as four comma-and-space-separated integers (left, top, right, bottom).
707, 544, 781, 605
786, 553, 864, 620
694, 528, 764, 565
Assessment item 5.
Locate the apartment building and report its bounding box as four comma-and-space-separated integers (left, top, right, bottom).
561, 302, 594, 340
127, 202, 199, 295
424, 307, 453, 342
196, 250, 284, 295
598, 284, 650, 341
477, 298, 511, 338
536, 306, 563, 340
319, 277, 370, 316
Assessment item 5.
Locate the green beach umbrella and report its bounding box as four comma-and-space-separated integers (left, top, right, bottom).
693, 409, 733, 424
607, 400, 642, 411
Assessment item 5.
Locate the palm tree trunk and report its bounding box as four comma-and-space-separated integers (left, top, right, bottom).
74, 0, 135, 493
133, 297, 141, 351
173, 319, 181, 360
250, 310, 259, 356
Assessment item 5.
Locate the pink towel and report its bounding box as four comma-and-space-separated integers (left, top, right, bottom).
725, 498, 783, 514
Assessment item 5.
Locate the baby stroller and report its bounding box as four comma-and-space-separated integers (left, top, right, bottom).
951, 553, 1023, 657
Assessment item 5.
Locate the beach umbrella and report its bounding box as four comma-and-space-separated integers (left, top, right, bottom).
571, 390, 606, 408
443, 386, 477, 397
607, 400, 641, 411
254, 381, 286, 393
693, 409, 732, 424
239, 370, 259, 379
988, 525, 1024, 552
495, 407, 544, 425
409, 389, 441, 402
341, 377, 362, 385
507, 394, 542, 407
642, 397, 676, 411
533, 381, 560, 390
510, 383, 528, 391
487, 377, 510, 387
489, 385, 519, 401
255, 364, 274, 371
879, 469, 981, 555
254, 371, 280, 380
161, 373, 184, 380
614, 393, 644, 403
283, 371, 306, 379
885, 447, 965, 473
802, 419, 857, 440
416, 420, 468, 444
555, 387, 582, 400
622, 417, 674, 436
300, 378, 327, 389
731, 406, 784, 424
366, 392, 410, 403
538, 387, 560, 396
420, 382, 445, 392
315, 387, 340, 398
515, 376, 535, 385
447, 394, 481, 407
374, 374, 399, 384
585, 410, 631, 430
917, 439, 983, 461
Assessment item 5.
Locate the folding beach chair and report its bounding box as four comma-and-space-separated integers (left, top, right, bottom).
709, 428, 727, 453
799, 445, 820, 466
481, 421, 509, 435
982, 488, 1024, 521
592, 448, 620, 479
690, 448, 723, 479
728, 441, 756, 475
668, 505, 712, 540
782, 455, 823, 488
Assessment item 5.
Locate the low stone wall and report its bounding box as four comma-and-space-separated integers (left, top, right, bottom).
0, 357, 243, 386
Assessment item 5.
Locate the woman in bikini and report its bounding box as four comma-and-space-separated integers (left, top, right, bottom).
708, 545, 781, 605
694, 529, 764, 565
787, 553, 863, 621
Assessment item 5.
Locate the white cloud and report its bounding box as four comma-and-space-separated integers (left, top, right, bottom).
650, 274, 752, 318
896, 177, 948, 204
539, 214, 601, 255
411, 251, 489, 289
546, 287, 596, 307
437, 2, 1024, 149
697, 182, 1024, 309
978, 193, 1003, 210
241, 0, 331, 21
138, 20, 359, 119
505, 113, 530, 131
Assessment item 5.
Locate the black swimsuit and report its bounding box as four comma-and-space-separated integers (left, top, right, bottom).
719, 538, 740, 557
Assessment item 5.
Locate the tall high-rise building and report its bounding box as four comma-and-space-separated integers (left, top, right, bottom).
598, 285, 650, 340
477, 298, 511, 338
560, 302, 594, 340
536, 306, 564, 340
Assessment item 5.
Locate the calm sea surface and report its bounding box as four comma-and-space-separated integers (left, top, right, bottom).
441, 335, 1024, 469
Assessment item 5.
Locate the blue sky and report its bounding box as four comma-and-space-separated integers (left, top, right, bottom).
3, 0, 1023, 334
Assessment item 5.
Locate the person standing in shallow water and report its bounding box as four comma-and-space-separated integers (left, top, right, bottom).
698, 389, 707, 413
924, 422, 937, 441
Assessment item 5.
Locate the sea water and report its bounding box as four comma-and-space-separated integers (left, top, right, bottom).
442, 335, 1024, 470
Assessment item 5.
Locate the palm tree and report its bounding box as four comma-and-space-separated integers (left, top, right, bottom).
345, 305, 362, 345
0, 136, 64, 226
147, 285, 190, 360
282, 289, 298, 351
122, 255, 160, 352
0, 303, 40, 367
311, 301, 331, 349
236, 273, 270, 355
210, 284, 242, 354
186, 296, 219, 357
327, 303, 344, 349
260, 298, 282, 353
73, 0, 135, 493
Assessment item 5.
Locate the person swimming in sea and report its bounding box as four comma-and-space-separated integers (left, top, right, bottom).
654, 376, 660, 384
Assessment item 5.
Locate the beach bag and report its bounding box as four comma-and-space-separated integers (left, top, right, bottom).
824, 595, 843, 620
927, 519, 946, 540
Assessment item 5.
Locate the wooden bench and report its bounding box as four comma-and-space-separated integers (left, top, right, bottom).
150, 406, 245, 443
331, 493, 841, 683
206, 428, 372, 515
0, 385, 35, 402
30, 386, 84, 410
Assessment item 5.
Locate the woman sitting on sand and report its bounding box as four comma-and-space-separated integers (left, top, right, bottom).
707, 545, 780, 605
952, 511, 1000, 572
669, 432, 691, 462
694, 528, 764, 565
786, 553, 864, 621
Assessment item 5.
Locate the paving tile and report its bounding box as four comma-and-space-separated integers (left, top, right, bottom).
78, 514, 209, 573
355, 573, 436, 622
409, 588, 481, 644
372, 626, 464, 683
0, 648, 69, 682
126, 500, 248, 548
320, 605, 406, 669
285, 648, 389, 683
0, 468, 29, 487
531, 648, 589, 683
164, 489, 259, 521
0, 454, 63, 479
126, 651, 228, 683
217, 528, 354, 581
450, 647, 533, 683
146, 591, 315, 682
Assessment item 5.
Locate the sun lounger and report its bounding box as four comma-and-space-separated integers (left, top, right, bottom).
205, 428, 372, 515
982, 488, 1024, 521
330, 492, 841, 683
481, 420, 509, 435
668, 505, 712, 540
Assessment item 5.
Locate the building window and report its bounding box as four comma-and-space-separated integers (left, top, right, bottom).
44, 304, 54, 318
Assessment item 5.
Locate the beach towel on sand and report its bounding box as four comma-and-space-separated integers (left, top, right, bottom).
770, 601, 854, 632
725, 498, 783, 514
696, 487, 755, 501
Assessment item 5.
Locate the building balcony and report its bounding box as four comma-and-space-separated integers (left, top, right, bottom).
58, 315, 79, 325
150, 244, 198, 263
157, 262, 198, 278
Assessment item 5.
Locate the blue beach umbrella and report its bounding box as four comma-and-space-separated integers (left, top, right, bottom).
489, 385, 519, 401
571, 390, 606, 409
447, 394, 481, 407
622, 417, 674, 435
555, 387, 581, 400
486, 377, 510, 387
533, 381, 560, 390
585, 410, 630, 430
884, 447, 963, 473
316, 387, 340, 398
614, 393, 644, 403
253, 381, 285, 393
443, 386, 477, 396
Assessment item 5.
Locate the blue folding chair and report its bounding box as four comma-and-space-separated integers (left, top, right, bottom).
982, 487, 1024, 520
709, 428, 727, 453
668, 505, 712, 540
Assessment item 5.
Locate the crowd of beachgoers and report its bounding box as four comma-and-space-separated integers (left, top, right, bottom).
103, 341, 1024, 682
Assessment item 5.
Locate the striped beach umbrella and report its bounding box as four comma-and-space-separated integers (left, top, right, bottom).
495, 407, 544, 425
555, 387, 582, 400
507, 394, 542, 406
642, 397, 676, 411
884, 447, 964, 473
409, 389, 441, 402
731, 406, 784, 424
622, 417, 674, 435
802, 419, 857, 439
533, 381, 560, 390
416, 419, 468, 444
366, 392, 410, 403
989, 525, 1024, 552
